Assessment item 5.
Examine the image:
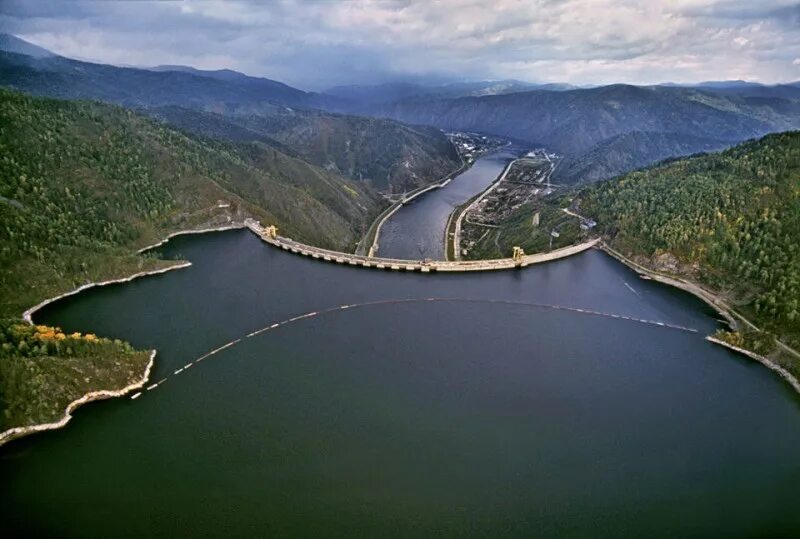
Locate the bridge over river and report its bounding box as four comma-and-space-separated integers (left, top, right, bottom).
245, 219, 600, 272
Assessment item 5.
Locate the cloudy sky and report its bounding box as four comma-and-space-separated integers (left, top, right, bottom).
2, 0, 799, 90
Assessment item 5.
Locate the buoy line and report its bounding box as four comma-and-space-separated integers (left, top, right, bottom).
131, 297, 699, 399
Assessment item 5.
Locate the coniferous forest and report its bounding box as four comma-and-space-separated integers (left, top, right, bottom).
580, 132, 800, 354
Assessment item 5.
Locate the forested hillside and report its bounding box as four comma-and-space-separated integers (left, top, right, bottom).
0, 44, 462, 194
151, 104, 461, 192
555, 131, 731, 184
373, 85, 800, 183
0, 88, 382, 318
579, 132, 800, 356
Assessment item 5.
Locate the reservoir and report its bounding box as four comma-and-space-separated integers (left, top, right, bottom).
3, 229, 800, 538
376, 147, 520, 260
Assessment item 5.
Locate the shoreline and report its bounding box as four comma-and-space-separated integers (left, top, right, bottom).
599, 243, 737, 329
23, 261, 193, 324
0, 350, 156, 447
363, 158, 468, 258
12, 224, 796, 448
7, 224, 245, 447
136, 223, 246, 254
449, 156, 518, 260
24, 223, 250, 324
601, 242, 800, 395
706, 337, 800, 395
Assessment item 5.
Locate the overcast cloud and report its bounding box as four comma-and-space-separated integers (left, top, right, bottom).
1, 0, 798, 89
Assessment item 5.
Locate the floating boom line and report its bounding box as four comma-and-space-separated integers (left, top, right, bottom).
131, 297, 698, 399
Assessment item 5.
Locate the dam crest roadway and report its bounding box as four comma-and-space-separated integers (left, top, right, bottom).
245, 219, 600, 272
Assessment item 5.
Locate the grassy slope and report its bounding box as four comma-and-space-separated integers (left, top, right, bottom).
464, 200, 583, 260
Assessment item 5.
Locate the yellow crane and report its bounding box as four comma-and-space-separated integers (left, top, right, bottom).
263, 225, 278, 239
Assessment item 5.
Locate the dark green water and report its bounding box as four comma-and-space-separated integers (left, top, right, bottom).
3, 229, 800, 538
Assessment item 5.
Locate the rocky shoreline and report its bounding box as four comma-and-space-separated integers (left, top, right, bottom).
23, 261, 193, 324
0, 350, 156, 447
136, 223, 247, 254
6, 224, 251, 447
706, 337, 800, 395
601, 243, 800, 395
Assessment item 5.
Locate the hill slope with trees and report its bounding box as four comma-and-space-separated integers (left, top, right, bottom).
372, 85, 800, 184
578, 131, 800, 370
0, 45, 462, 194
0, 88, 382, 318
0, 88, 386, 438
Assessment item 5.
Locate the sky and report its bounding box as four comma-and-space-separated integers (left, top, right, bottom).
1, 0, 799, 90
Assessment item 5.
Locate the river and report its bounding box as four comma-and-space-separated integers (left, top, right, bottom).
376, 147, 520, 260
3, 229, 800, 538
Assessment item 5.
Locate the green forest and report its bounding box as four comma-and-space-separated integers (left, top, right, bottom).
0, 88, 381, 434
0, 88, 382, 318
579, 131, 800, 354
0, 319, 151, 431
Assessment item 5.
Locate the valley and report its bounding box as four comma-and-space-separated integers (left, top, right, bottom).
1, 18, 800, 538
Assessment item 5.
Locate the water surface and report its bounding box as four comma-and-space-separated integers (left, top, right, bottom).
377, 148, 519, 260
3, 229, 800, 538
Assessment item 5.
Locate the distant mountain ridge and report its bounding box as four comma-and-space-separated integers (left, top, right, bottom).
368, 83, 800, 183
0, 50, 313, 108
151, 104, 461, 192
323, 80, 576, 106
3, 32, 800, 187
0, 36, 461, 193
0, 34, 54, 59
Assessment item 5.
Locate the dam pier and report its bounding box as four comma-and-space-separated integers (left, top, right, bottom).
245, 219, 600, 272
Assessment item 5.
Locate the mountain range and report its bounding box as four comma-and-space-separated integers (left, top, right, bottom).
4, 34, 800, 187
365, 83, 800, 183
0, 37, 460, 193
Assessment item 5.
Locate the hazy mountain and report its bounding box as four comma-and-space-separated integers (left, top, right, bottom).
148, 64, 316, 96
151, 104, 461, 192
0, 33, 54, 59
4, 34, 799, 190
658, 80, 800, 100
553, 131, 732, 184
0, 50, 313, 108
372, 84, 800, 183
323, 79, 572, 110
0, 39, 460, 192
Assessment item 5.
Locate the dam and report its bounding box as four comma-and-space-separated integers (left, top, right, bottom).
246, 219, 600, 271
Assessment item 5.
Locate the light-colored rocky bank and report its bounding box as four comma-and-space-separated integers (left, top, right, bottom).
136, 223, 247, 254
600, 243, 737, 329
706, 337, 800, 395
23, 261, 192, 324
7, 224, 247, 447
0, 350, 156, 447
602, 243, 800, 395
